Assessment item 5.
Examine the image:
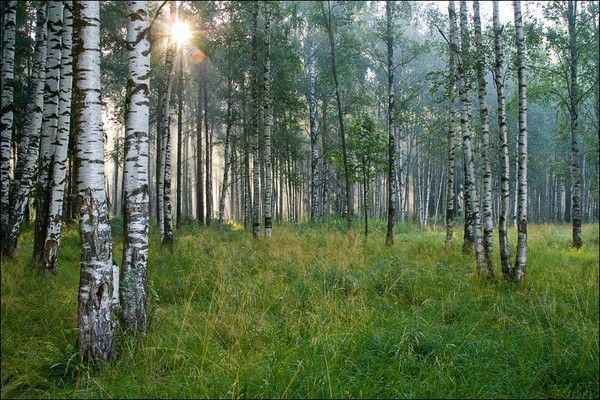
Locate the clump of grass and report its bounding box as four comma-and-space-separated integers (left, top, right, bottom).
1, 221, 598, 398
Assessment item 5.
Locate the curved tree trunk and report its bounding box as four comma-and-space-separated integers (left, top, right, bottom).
473, 0, 494, 278
0, 0, 16, 243
3, 1, 47, 257
120, 0, 150, 333
513, 0, 528, 281
42, 0, 73, 273
73, 0, 115, 361
493, 0, 512, 278
263, 1, 273, 237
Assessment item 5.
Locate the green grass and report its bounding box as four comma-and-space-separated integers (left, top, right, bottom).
1, 220, 598, 398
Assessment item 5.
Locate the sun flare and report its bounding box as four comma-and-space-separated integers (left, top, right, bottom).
171, 21, 192, 46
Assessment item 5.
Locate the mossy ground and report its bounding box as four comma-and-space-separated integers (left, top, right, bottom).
1, 220, 598, 398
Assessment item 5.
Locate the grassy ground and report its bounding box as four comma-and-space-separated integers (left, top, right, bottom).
1, 219, 598, 398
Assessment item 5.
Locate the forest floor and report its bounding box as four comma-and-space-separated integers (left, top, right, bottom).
1, 219, 598, 398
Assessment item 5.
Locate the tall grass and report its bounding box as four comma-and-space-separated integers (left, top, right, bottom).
1, 220, 598, 398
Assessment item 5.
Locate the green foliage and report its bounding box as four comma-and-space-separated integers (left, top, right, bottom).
346, 114, 387, 183
1, 222, 598, 398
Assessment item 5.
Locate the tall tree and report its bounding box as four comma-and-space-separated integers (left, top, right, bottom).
307, 27, 319, 222
73, 0, 116, 361
0, 0, 16, 243
263, 0, 273, 237
445, 11, 458, 246
42, 0, 73, 273
196, 61, 204, 225
176, 49, 183, 227
3, 1, 47, 257
493, 0, 512, 278
121, 0, 150, 333
251, 0, 260, 239
567, 0, 583, 249
473, 0, 494, 275
320, 0, 352, 232
513, 0, 528, 281
34, 0, 63, 267
218, 75, 233, 227
385, 0, 396, 246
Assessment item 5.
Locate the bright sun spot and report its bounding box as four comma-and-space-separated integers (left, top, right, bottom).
171, 21, 192, 46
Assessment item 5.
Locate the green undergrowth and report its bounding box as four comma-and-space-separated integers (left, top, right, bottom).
1, 220, 598, 398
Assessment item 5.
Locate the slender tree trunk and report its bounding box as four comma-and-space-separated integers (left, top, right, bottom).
307, 33, 319, 223
120, 0, 150, 333
34, 1, 63, 266
385, 0, 396, 245
321, 1, 352, 232
251, 0, 260, 238
445, 22, 457, 245
567, 0, 582, 249
3, 2, 47, 257
473, 0, 494, 277
263, 1, 273, 237
42, 0, 73, 273
493, 0, 512, 278
73, 0, 116, 361
196, 62, 204, 225
0, 0, 16, 243
513, 0, 528, 281
451, 0, 485, 270
204, 64, 212, 226
176, 51, 183, 227
219, 76, 233, 227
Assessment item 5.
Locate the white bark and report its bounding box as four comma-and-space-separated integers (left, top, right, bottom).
473, 0, 494, 277
493, 0, 512, 278
121, 0, 150, 333
34, 0, 63, 264
0, 0, 17, 242
73, 0, 115, 361
42, 0, 73, 273
263, 1, 273, 237
513, 1, 528, 281
308, 32, 319, 223
3, 1, 47, 257
252, 0, 260, 239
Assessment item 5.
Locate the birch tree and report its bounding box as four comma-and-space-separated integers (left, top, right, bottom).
42, 0, 73, 273
251, 0, 260, 239
385, 0, 396, 246
121, 0, 150, 333
0, 0, 16, 243
3, 1, 47, 257
307, 28, 319, 223
445, 15, 458, 246
263, 0, 273, 237
513, 0, 528, 281
473, 0, 494, 275
73, 0, 116, 361
567, 0, 583, 249
218, 76, 233, 228
34, 0, 63, 266
493, 0, 512, 277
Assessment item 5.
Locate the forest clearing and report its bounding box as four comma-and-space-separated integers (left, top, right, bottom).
2, 222, 598, 398
0, 0, 599, 398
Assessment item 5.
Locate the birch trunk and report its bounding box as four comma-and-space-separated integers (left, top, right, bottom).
73, 0, 115, 361
0, 0, 16, 243
42, 0, 73, 273
445, 22, 457, 245
513, 0, 528, 281
307, 34, 319, 223
493, 0, 512, 278
251, 0, 260, 239
3, 2, 47, 257
263, 1, 273, 236
120, 0, 150, 333
219, 77, 233, 228
196, 62, 204, 225
204, 65, 212, 226
160, 2, 176, 247
176, 52, 183, 227
567, 0, 582, 249
34, 0, 63, 266
473, 0, 494, 277
385, 0, 396, 245
452, 0, 485, 271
